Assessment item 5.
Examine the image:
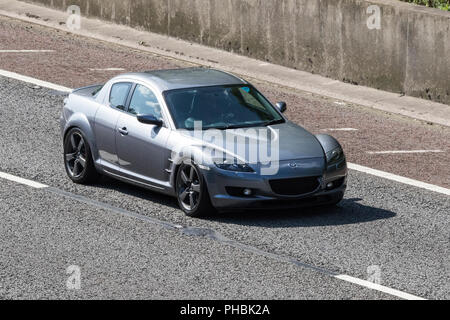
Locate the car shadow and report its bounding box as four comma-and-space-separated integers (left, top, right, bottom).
92, 177, 396, 228
208, 198, 397, 228
92, 175, 180, 210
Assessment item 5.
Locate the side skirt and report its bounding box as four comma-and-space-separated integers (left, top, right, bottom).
102, 168, 176, 197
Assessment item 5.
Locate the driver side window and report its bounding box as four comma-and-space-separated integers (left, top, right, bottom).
128, 84, 162, 119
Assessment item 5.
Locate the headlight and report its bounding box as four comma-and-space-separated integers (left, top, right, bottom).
326, 147, 345, 165
214, 159, 254, 172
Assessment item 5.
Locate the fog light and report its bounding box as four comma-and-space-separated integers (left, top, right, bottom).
243, 188, 253, 196
326, 182, 334, 189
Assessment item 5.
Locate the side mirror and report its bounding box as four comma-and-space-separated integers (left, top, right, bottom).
137, 114, 163, 126
276, 101, 287, 113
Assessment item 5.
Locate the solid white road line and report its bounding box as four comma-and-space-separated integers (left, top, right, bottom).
89, 68, 125, 71
0, 69, 72, 92
322, 128, 358, 132
0, 50, 55, 53
0, 168, 427, 300
347, 163, 450, 196
334, 275, 426, 300
367, 150, 443, 155
0, 171, 48, 189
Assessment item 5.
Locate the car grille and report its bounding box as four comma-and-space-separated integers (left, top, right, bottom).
269, 176, 321, 196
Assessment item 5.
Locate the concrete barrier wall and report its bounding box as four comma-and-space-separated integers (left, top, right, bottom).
22, 0, 450, 105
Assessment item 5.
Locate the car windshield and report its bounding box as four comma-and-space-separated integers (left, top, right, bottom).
163, 85, 284, 130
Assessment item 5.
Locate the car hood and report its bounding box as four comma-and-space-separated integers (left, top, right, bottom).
178, 121, 325, 162
266, 121, 325, 160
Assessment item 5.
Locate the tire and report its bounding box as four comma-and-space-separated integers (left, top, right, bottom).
175, 161, 215, 217
64, 128, 99, 184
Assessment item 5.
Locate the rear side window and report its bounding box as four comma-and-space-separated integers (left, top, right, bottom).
109, 82, 132, 110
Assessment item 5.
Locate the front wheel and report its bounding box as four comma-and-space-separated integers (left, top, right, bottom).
64, 128, 99, 184
176, 162, 215, 217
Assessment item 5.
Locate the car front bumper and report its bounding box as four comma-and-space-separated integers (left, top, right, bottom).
202, 160, 347, 211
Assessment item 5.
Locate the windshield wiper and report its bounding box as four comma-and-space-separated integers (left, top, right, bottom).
209, 123, 261, 130
205, 120, 284, 130
263, 119, 285, 126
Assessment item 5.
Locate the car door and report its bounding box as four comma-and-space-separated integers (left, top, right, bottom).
116, 83, 171, 185
94, 82, 132, 173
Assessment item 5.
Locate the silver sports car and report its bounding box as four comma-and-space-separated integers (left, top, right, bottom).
60, 68, 347, 217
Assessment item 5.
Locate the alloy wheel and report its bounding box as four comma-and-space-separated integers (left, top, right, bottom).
65, 132, 87, 178
177, 164, 202, 211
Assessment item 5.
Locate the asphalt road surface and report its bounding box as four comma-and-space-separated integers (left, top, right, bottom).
0, 16, 449, 300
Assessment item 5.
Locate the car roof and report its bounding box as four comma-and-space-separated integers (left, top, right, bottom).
112, 68, 247, 92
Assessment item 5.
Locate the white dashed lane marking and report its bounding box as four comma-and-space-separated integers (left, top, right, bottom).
0, 69, 71, 92
89, 68, 125, 71
334, 275, 425, 300
322, 128, 358, 132
0, 49, 55, 53
366, 150, 444, 155
0, 171, 48, 189
347, 163, 450, 196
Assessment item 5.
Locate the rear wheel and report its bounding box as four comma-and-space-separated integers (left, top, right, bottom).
176, 162, 215, 217
64, 128, 99, 184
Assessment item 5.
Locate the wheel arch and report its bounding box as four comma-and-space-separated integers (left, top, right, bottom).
63, 113, 99, 161
314, 133, 342, 154
169, 146, 209, 190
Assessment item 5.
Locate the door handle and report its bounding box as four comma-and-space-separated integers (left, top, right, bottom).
118, 127, 128, 135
